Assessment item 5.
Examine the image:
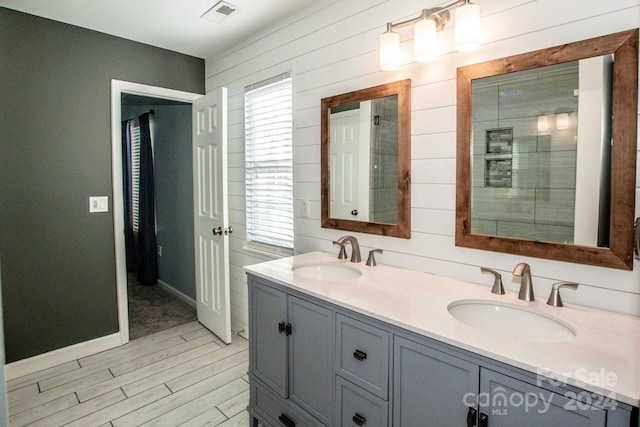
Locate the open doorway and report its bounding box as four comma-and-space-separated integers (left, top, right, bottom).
111, 80, 202, 345
121, 94, 196, 339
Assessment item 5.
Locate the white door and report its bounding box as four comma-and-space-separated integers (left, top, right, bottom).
330, 104, 371, 221
193, 87, 232, 344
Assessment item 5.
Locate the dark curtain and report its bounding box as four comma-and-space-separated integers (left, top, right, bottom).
136, 113, 158, 285
122, 113, 158, 285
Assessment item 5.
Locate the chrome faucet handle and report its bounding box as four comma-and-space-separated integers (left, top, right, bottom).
513, 262, 534, 301
366, 249, 383, 266
480, 267, 505, 295
332, 240, 347, 260
547, 281, 579, 307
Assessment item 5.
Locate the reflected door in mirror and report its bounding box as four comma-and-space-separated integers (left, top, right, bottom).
329, 97, 399, 224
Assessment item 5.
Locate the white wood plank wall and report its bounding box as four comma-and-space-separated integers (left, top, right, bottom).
204, 0, 640, 328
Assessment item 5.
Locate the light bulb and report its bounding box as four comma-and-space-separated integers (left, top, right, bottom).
414, 18, 437, 62
379, 28, 400, 71
556, 113, 569, 130
455, 2, 481, 52
537, 115, 549, 132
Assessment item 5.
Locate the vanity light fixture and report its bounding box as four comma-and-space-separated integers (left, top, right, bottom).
538, 113, 571, 132
537, 115, 549, 132
379, 0, 481, 71
556, 112, 570, 130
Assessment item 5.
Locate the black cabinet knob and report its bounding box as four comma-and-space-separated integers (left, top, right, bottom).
353, 349, 367, 361
467, 407, 477, 427
285, 323, 292, 336
352, 413, 367, 425
478, 412, 488, 427
278, 321, 285, 334
278, 413, 296, 427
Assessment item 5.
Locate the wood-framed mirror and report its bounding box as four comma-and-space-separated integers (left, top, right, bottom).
321, 79, 411, 238
456, 29, 638, 269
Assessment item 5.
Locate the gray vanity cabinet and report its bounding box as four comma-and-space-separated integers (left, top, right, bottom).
287, 296, 334, 423
249, 276, 333, 426
479, 369, 606, 427
248, 274, 635, 427
393, 336, 479, 426
251, 281, 288, 397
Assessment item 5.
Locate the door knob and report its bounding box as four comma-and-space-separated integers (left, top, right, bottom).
224, 226, 233, 235
351, 209, 358, 216
212, 226, 222, 235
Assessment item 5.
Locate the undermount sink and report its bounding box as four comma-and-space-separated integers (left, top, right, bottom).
292, 262, 362, 281
448, 299, 576, 343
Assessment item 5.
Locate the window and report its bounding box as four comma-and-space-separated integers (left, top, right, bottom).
244, 73, 294, 255
128, 120, 142, 233
125, 115, 154, 234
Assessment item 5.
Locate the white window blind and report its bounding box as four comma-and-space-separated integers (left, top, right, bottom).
244, 74, 294, 255
129, 120, 141, 233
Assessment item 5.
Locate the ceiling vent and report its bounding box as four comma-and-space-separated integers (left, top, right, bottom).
201, 1, 239, 24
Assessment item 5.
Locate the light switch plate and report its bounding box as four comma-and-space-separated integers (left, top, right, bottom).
301, 199, 310, 218
89, 196, 109, 213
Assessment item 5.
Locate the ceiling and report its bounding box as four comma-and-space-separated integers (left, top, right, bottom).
0, 0, 317, 59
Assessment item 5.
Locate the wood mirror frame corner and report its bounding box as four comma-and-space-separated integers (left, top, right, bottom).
321, 79, 412, 238
456, 29, 638, 270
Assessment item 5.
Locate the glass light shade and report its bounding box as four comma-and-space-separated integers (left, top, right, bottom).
414, 18, 437, 62
537, 115, 549, 132
556, 113, 569, 129
455, 2, 481, 52
379, 30, 401, 71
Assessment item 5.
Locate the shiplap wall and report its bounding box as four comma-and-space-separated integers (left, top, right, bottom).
204, 0, 640, 335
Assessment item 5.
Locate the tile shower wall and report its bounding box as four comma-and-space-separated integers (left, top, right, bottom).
470, 63, 579, 243
203, 0, 640, 325
371, 96, 399, 224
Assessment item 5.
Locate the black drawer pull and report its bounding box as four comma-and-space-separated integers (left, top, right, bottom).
478, 412, 488, 427
353, 349, 367, 361
279, 413, 296, 427
278, 321, 285, 334
467, 407, 477, 427
352, 413, 367, 425
285, 323, 292, 336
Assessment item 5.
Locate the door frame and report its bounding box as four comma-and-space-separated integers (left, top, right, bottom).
110, 79, 201, 345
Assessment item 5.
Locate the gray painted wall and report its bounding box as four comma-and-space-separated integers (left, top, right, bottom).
122, 103, 196, 300
0, 7, 204, 362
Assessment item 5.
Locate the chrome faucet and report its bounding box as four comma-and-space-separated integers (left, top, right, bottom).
513, 263, 534, 301
547, 281, 579, 307
337, 235, 361, 263
480, 267, 505, 295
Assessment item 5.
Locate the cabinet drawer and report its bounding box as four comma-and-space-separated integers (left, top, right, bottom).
336, 376, 388, 427
336, 314, 390, 399
251, 381, 320, 427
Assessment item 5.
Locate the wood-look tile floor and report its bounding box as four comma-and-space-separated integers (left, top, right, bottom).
6, 322, 250, 427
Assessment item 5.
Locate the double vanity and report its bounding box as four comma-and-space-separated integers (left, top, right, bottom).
245, 250, 639, 426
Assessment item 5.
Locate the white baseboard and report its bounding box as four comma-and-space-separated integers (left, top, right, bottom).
5, 332, 122, 380
157, 280, 196, 308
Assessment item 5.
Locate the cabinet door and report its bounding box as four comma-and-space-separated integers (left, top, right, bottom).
393, 336, 479, 427
336, 376, 388, 427
250, 281, 288, 398
479, 369, 606, 427
288, 296, 334, 425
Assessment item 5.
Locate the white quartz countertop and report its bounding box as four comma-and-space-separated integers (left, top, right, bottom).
245, 251, 640, 407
